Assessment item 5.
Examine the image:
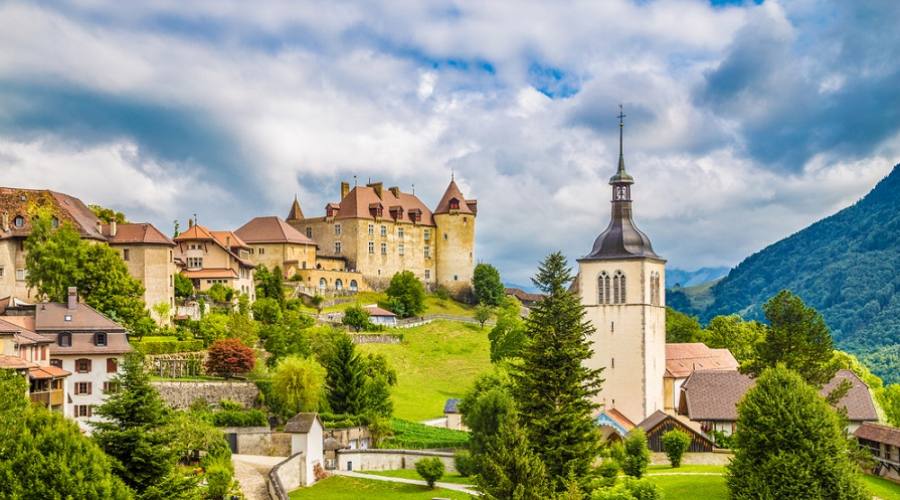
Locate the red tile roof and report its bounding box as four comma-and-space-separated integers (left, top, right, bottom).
606, 408, 636, 431
29, 365, 70, 379
211, 230, 249, 250
174, 224, 215, 242
434, 180, 475, 215
175, 224, 254, 267
364, 305, 396, 317
235, 216, 316, 245
330, 185, 436, 226
106, 222, 174, 246
0, 355, 36, 370
665, 343, 739, 378
33, 302, 126, 332
855, 423, 900, 448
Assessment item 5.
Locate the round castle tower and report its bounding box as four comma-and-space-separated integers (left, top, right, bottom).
433, 178, 477, 295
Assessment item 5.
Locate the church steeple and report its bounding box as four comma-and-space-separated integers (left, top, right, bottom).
286, 194, 305, 222
580, 105, 660, 262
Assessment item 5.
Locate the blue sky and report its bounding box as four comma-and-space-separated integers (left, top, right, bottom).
1, 0, 898, 284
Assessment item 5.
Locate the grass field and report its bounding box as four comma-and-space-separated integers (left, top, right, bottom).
308, 291, 476, 317
357, 320, 491, 421
862, 474, 900, 499
288, 475, 473, 499
360, 469, 473, 485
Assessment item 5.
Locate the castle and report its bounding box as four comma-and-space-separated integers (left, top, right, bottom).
285, 179, 477, 294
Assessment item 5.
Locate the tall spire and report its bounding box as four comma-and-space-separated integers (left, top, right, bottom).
286, 194, 304, 221
610, 104, 634, 186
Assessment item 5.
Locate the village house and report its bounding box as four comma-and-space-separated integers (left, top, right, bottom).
0, 315, 70, 413
173, 221, 256, 301
364, 305, 397, 326
2, 287, 131, 430
855, 423, 900, 481
284, 412, 326, 487
663, 343, 738, 412
0, 187, 175, 322
285, 179, 476, 294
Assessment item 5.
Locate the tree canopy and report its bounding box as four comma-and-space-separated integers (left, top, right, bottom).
384, 270, 426, 318
272, 355, 327, 416
473, 263, 505, 306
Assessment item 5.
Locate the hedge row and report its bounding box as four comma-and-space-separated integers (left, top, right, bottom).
210, 409, 268, 427
133, 339, 204, 355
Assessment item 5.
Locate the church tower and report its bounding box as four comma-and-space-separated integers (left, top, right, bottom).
577, 107, 666, 427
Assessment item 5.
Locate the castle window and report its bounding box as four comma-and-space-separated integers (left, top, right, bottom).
463, 217, 468, 224
424, 270, 430, 280
58, 332, 72, 347
611, 358, 615, 369
380, 225, 387, 237
13, 215, 24, 228
259, 248, 265, 255
306, 227, 312, 238
454, 275, 458, 281
334, 224, 342, 236
598, 271, 611, 305
449, 198, 460, 210
398, 243, 405, 256
335, 279, 343, 291
368, 224, 374, 237
613, 271, 626, 304
443, 233, 448, 241
424, 229, 431, 240
368, 241, 375, 254
122, 249, 130, 261
319, 278, 327, 290
381, 243, 387, 255
0, 267, 3, 277
398, 227, 404, 238
334, 242, 342, 254
424, 245, 431, 259
15, 268, 26, 281
187, 257, 203, 269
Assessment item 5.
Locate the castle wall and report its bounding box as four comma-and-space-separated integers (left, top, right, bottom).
245, 242, 317, 277
579, 258, 666, 426
433, 212, 475, 293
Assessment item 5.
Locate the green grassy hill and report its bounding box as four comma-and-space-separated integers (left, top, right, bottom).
357, 320, 491, 421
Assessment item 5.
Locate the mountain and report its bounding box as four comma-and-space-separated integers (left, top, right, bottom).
667, 267, 730, 288
698, 164, 900, 382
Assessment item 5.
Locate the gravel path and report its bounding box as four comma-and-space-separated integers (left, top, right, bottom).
232, 454, 286, 500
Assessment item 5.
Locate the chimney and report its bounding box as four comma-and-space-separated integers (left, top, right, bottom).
67, 287, 77, 310
188, 218, 194, 228
340, 181, 350, 199
110, 220, 117, 237
96, 221, 103, 234
388, 186, 400, 197
1, 212, 7, 232
368, 182, 383, 199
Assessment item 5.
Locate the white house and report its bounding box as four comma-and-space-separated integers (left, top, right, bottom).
284, 412, 325, 486
364, 305, 397, 326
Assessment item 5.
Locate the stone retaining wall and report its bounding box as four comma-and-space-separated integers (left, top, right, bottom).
268, 452, 306, 500
349, 334, 403, 344
151, 381, 259, 409
335, 449, 456, 473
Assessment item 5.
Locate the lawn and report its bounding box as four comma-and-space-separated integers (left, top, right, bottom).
360, 469, 474, 485
357, 320, 491, 421
288, 475, 473, 499
646, 474, 728, 500
313, 292, 476, 318
862, 474, 900, 499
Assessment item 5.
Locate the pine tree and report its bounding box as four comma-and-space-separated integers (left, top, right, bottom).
476, 419, 553, 500
511, 252, 604, 490
727, 365, 868, 500
324, 335, 368, 415
93, 353, 198, 498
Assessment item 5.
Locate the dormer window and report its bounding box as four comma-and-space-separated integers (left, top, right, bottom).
58, 332, 72, 347
13, 215, 25, 228
449, 198, 460, 211
95, 332, 107, 346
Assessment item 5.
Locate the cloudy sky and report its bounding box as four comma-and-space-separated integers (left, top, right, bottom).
1, 0, 898, 285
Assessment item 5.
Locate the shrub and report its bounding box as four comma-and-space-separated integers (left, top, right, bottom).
342, 304, 371, 332
454, 450, 476, 477
415, 457, 445, 488
661, 429, 692, 468
595, 460, 620, 488
433, 285, 451, 300
210, 409, 268, 427
218, 399, 244, 411
204, 462, 232, 499
591, 477, 662, 500
712, 430, 734, 449
206, 339, 255, 378
622, 429, 651, 478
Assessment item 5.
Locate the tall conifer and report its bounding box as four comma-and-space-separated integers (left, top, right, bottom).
324, 335, 368, 415
512, 252, 604, 490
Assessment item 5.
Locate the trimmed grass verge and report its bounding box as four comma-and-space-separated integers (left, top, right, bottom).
360, 469, 473, 485
288, 475, 472, 499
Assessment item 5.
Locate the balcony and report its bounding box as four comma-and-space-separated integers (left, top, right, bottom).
30, 389, 64, 407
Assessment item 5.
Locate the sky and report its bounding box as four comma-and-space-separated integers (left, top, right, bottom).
1, 0, 898, 285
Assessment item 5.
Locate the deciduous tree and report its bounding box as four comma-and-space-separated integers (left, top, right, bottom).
342, 304, 371, 332
206, 338, 255, 378
705, 314, 765, 364
473, 263, 505, 306
415, 457, 445, 488
474, 304, 493, 328
384, 270, 426, 318
272, 355, 327, 415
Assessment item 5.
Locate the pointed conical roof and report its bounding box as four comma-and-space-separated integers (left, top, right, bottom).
286, 195, 305, 221
434, 180, 473, 215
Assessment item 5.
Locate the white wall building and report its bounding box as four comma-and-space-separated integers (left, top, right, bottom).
285, 412, 325, 486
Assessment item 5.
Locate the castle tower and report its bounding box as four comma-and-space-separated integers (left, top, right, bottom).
433, 177, 477, 294
286, 194, 305, 222
577, 108, 666, 427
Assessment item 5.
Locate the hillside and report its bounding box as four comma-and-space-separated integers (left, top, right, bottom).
701, 164, 900, 381
667, 267, 729, 288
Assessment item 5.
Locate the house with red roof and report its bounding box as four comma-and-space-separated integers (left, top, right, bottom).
174, 220, 256, 301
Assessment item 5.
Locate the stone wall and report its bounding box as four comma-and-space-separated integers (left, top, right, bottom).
349, 333, 403, 344
268, 452, 306, 500
218, 427, 291, 457
335, 449, 456, 473
151, 381, 259, 409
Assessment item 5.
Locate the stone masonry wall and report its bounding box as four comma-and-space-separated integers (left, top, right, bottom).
151, 381, 259, 409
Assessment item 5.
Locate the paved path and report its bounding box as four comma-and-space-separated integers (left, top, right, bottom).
232, 454, 285, 500
336, 470, 480, 496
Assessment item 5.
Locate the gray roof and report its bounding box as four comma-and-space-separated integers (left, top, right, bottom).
284, 413, 322, 433
444, 398, 460, 414
580, 203, 661, 261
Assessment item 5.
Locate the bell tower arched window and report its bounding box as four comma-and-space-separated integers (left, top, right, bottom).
613, 271, 626, 304
598, 271, 611, 305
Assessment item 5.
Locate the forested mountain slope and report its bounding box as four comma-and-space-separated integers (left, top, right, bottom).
699, 164, 900, 379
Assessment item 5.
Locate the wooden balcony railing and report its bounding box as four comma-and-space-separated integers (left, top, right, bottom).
30, 389, 64, 407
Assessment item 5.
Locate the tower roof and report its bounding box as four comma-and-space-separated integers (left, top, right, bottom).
434, 179, 475, 215
286, 195, 304, 221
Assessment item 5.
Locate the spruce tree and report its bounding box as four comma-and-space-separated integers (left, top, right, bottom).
727, 365, 868, 500
476, 419, 553, 500
324, 335, 368, 415
512, 252, 604, 490
93, 353, 198, 498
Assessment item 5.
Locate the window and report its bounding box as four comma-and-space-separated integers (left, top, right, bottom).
424, 229, 431, 240
443, 233, 448, 241
598, 271, 611, 305
74, 382, 92, 395
349, 280, 358, 292
306, 227, 313, 238
449, 198, 460, 210
380, 225, 387, 237
380, 243, 387, 255
454, 275, 458, 281
334, 242, 342, 254
74, 405, 93, 418
398, 227, 404, 238
169, 250, 173, 262
187, 257, 203, 269
58, 332, 72, 347
368, 224, 374, 237
463, 217, 468, 225
334, 224, 342, 236
335, 279, 343, 291
424, 245, 431, 259
0, 267, 4, 277
76, 359, 91, 373
398, 243, 404, 256
107, 358, 118, 373
613, 271, 626, 304
122, 249, 130, 261
94, 332, 107, 346
15, 268, 26, 281
51, 217, 59, 228
259, 247, 265, 255
424, 269, 430, 280
50, 359, 62, 368
650, 271, 661, 306
103, 381, 120, 394
611, 358, 615, 369
319, 278, 327, 290
368, 241, 375, 254
13, 215, 24, 228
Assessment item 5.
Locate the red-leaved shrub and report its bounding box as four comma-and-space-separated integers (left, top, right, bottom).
206, 338, 255, 378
